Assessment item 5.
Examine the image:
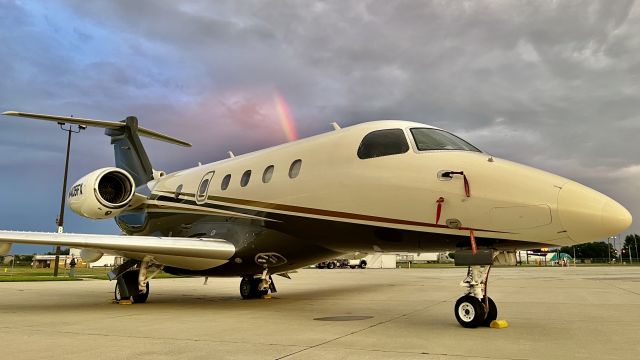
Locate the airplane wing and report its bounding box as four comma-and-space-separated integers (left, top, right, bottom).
0, 231, 235, 270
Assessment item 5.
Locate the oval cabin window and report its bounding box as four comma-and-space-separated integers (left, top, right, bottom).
263, 165, 274, 183
221, 174, 231, 191
240, 170, 251, 187
289, 159, 302, 179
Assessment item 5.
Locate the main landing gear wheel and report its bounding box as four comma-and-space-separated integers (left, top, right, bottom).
114, 281, 126, 302
455, 295, 486, 328
115, 281, 150, 303
114, 269, 151, 304
132, 282, 150, 304
239, 276, 268, 299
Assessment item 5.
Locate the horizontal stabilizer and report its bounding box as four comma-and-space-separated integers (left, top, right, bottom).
2, 111, 191, 147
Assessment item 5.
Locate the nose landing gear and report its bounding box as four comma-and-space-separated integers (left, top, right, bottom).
454, 265, 497, 328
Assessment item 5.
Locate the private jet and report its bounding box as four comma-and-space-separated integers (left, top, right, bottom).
0, 111, 632, 328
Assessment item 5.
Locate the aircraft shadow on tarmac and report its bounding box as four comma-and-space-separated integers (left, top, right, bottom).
0, 281, 385, 312
150, 281, 385, 304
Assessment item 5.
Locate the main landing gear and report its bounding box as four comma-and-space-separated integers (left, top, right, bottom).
109, 258, 162, 304
240, 269, 277, 299
454, 265, 497, 328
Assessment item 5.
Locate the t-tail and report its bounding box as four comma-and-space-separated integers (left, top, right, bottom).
2, 111, 191, 187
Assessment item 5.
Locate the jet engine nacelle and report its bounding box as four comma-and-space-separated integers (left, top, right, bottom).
68, 167, 135, 219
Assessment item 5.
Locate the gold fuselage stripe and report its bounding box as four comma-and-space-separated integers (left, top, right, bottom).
153, 190, 513, 234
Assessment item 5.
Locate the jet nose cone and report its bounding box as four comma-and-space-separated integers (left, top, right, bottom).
558, 182, 632, 243
601, 198, 633, 235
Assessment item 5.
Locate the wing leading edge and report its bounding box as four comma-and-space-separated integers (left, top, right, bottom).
0, 231, 235, 270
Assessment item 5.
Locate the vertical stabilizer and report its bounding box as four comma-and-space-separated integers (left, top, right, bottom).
105, 116, 153, 187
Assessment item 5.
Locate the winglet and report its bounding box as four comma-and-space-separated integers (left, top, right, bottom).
2, 111, 192, 147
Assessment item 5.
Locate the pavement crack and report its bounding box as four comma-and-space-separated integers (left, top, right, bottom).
337, 346, 530, 360
593, 279, 640, 296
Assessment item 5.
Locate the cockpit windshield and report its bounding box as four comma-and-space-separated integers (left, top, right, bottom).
410, 128, 481, 152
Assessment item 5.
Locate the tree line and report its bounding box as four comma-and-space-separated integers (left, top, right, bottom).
559, 234, 639, 260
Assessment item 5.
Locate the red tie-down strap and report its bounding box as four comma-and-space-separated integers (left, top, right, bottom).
469, 229, 477, 255
463, 173, 470, 197
435, 197, 445, 224
445, 171, 470, 197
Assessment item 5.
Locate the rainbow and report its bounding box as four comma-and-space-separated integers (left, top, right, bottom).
274, 93, 298, 142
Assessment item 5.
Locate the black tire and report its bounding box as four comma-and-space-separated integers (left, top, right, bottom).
115, 271, 136, 302
327, 262, 336, 269
240, 276, 267, 299
454, 295, 486, 328
240, 276, 255, 299
481, 297, 497, 327
114, 282, 128, 302
132, 282, 150, 304
359, 260, 367, 269
114, 276, 149, 303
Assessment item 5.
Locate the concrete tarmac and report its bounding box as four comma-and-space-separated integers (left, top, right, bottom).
1, 266, 639, 360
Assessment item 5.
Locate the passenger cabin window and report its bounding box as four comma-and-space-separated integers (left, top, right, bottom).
221, 174, 231, 191
262, 165, 274, 183
289, 159, 302, 179
357, 129, 409, 159
410, 128, 481, 152
196, 171, 214, 204
240, 170, 251, 187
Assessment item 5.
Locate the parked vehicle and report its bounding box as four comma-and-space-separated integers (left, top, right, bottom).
316, 258, 366, 269
348, 258, 367, 269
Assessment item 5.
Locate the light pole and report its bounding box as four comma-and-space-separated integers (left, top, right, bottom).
634, 235, 638, 263
53, 122, 85, 277
607, 237, 612, 264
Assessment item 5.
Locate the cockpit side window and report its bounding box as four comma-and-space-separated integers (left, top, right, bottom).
357, 129, 410, 159
410, 128, 481, 152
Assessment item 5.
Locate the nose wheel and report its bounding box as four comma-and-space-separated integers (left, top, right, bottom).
454, 265, 498, 328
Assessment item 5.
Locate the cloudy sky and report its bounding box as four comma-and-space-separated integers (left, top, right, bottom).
1, 0, 638, 254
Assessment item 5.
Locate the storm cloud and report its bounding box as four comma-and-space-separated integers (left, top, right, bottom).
1, 0, 638, 253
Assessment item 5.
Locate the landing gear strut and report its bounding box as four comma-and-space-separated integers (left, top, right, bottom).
454, 265, 497, 328
240, 268, 276, 299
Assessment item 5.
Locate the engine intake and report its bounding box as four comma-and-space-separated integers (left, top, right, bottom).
96, 171, 134, 208
68, 167, 135, 219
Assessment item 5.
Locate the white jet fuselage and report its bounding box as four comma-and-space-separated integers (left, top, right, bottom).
142, 120, 629, 259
